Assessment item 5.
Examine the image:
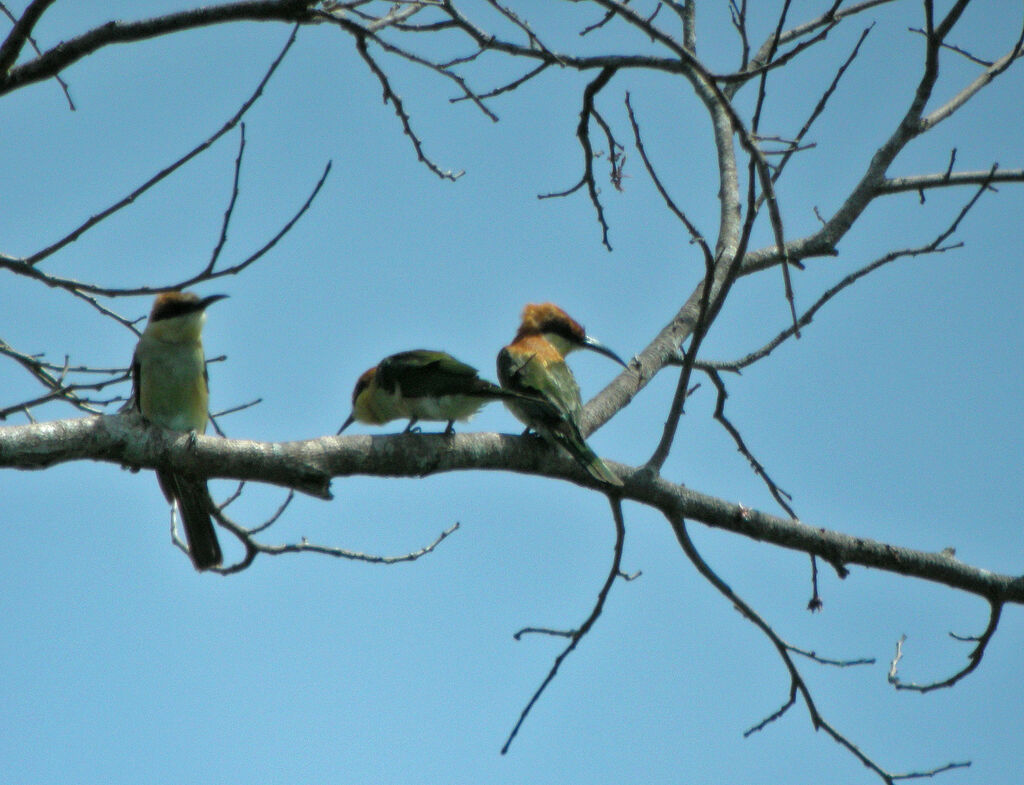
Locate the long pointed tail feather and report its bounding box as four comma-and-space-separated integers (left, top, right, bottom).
157, 471, 222, 570
550, 426, 623, 487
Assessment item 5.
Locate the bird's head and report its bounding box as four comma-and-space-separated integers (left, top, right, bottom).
338, 366, 380, 433
146, 291, 227, 341
515, 302, 626, 366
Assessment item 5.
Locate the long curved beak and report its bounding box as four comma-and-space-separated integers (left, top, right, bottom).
199, 293, 229, 310
582, 334, 627, 367
337, 413, 355, 435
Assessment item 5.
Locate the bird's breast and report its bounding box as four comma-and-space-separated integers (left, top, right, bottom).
137, 340, 209, 432
408, 393, 486, 422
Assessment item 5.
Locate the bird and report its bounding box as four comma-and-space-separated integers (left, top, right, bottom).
337, 349, 533, 435
497, 302, 626, 487
132, 291, 227, 570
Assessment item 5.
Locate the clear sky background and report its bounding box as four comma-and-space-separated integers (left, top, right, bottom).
2, 2, 1023, 783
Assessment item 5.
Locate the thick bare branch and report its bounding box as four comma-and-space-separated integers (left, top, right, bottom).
0, 0, 316, 96
3, 414, 1024, 607
879, 168, 1024, 195
0, 0, 56, 76
0, 0, 73, 108
921, 18, 1024, 130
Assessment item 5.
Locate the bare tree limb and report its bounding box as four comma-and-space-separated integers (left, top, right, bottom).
888, 599, 1002, 693
0, 0, 56, 76
0, 0, 316, 96
20, 26, 298, 269
671, 514, 968, 783
351, 31, 465, 180
502, 495, 629, 753
0, 0, 73, 107
0, 339, 130, 419
878, 168, 1024, 194
215, 506, 460, 574
707, 164, 998, 373
3, 415, 1024, 607
539, 65, 618, 250
205, 124, 248, 274
919, 9, 1024, 131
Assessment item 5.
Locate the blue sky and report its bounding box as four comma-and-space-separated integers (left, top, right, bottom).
3, 2, 1023, 783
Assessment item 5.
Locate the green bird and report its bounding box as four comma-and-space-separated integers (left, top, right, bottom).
338, 349, 528, 435
497, 302, 626, 487
132, 290, 227, 570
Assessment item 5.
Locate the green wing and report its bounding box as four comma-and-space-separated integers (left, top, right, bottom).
498, 349, 582, 422
497, 347, 621, 486
378, 350, 492, 399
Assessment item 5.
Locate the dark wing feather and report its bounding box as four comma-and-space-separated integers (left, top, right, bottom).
379, 350, 492, 399
497, 347, 574, 426
130, 351, 142, 413
157, 470, 222, 570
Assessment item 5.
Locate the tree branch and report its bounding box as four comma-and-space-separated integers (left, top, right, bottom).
0, 0, 57, 76
3, 414, 1023, 606
671, 514, 968, 783
0, 0, 316, 96
502, 495, 629, 753
888, 599, 1002, 693
19, 25, 299, 270
538, 65, 618, 250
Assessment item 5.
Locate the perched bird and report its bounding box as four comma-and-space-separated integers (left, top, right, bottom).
497, 303, 626, 487
338, 349, 530, 435
132, 291, 227, 570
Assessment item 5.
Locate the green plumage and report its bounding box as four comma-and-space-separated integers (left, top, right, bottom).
497, 344, 623, 487
342, 349, 523, 434
376, 350, 505, 401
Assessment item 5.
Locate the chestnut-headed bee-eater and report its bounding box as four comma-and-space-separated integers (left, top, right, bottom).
497, 303, 625, 487
132, 291, 226, 570
338, 349, 532, 435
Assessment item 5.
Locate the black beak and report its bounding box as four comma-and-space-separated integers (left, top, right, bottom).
582, 334, 627, 367
337, 413, 355, 435
199, 294, 229, 310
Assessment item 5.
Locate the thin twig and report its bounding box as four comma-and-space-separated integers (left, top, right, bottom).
352, 32, 465, 179
215, 512, 460, 575
449, 61, 550, 103
539, 66, 618, 250
625, 91, 716, 471
707, 165, 1000, 373
23, 26, 299, 267
704, 368, 797, 518
205, 124, 247, 273
0, 0, 73, 108
502, 495, 628, 754
888, 600, 1002, 692
670, 514, 964, 782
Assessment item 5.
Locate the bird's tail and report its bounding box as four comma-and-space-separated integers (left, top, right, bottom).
551, 425, 623, 487
157, 471, 223, 570
477, 382, 549, 408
